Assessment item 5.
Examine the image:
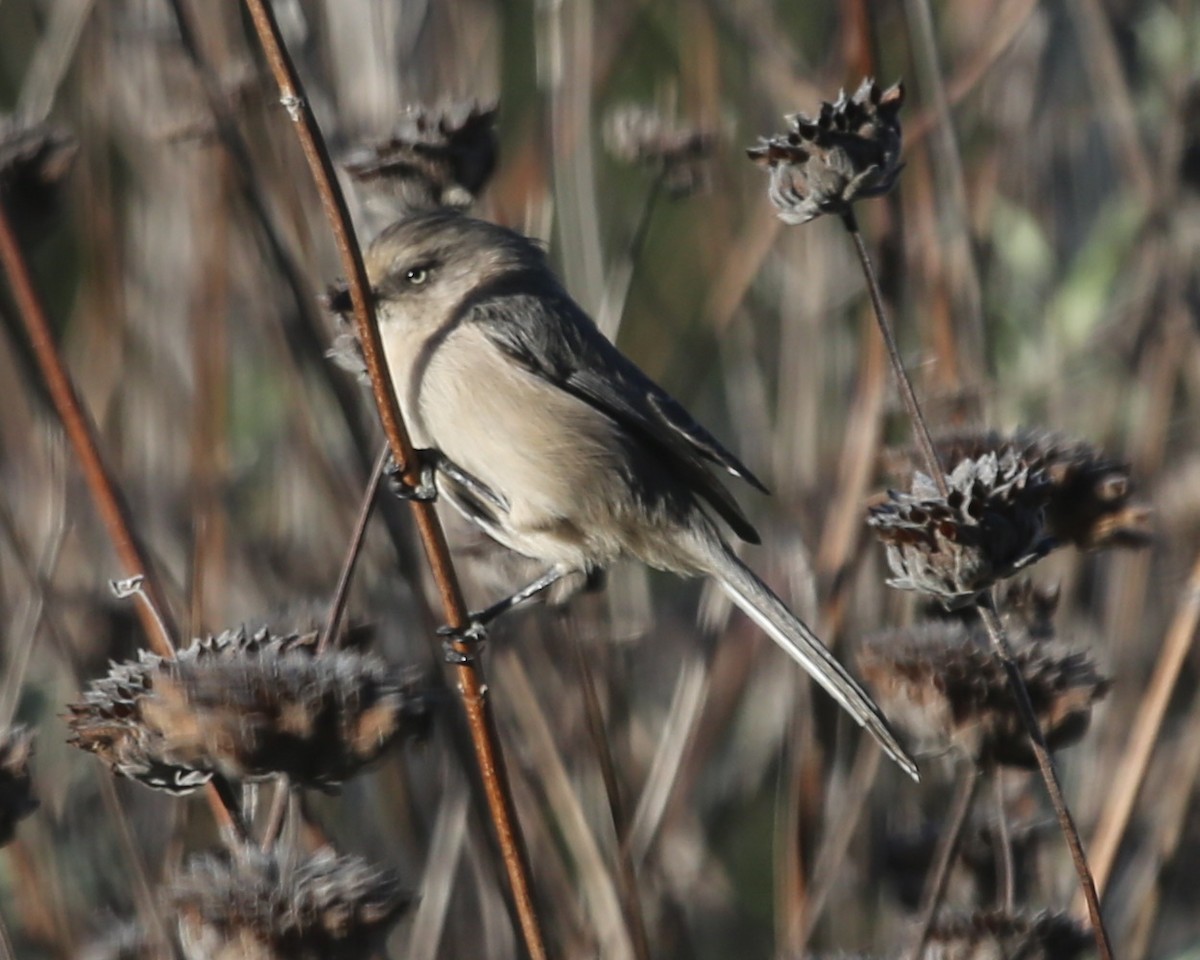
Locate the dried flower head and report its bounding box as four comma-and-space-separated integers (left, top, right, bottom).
66, 628, 433, 793
0, 117, 77, 240
884, 429, 1152, 550
604, 105, 715, 196
868, 450, 1053, 607
857, 623, 1110, 767
172, 848, 410, 960
343, 101, 497, 213
747, 77, 903, 224
0, 726, 36, 845
923, 910, 1092, 960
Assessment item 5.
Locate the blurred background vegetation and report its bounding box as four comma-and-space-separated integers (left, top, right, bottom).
1, 0, 1199, 957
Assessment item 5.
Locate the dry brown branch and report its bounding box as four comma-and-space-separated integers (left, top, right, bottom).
238, 3, 547, 957
1085, 549, 1200, 903
0, 196, 248, 845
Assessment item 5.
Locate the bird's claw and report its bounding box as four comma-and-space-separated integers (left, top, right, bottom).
387, 450, 439, 502
437, 619, 488, 665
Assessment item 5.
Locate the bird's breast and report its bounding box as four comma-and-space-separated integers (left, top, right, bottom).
388, 323, 630, 536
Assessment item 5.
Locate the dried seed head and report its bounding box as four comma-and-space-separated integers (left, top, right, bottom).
66, 628, 433, 793
884, 430, 1151, 551
868, 450, 1053, 607
343, 101, 497, 213
857, 623, 1110, 767
0, 117, 77, 240
923, 910, 1092, 960
172, 848, 411, 960
0, 726, 36, 846
603, 105, 715, 196
747, 77, 904, 224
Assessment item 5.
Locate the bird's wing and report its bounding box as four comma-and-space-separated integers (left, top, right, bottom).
471, 290, 765, 544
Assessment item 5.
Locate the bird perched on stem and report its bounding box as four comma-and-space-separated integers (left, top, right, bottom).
335, 207, 918, 780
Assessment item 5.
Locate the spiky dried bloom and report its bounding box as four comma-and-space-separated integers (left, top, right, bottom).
343, 101, 497, 212
883, 429, 1151, 550
172, 849, 410, 960
922, 910, 1092, 960
0, 117, 77, 239
603, 105, 715, 196
747, 78, 903, 224
66, 628, 433, 793
857, 623, 1110, 767
868, 451, 1054, 608
0, 726, 36, 845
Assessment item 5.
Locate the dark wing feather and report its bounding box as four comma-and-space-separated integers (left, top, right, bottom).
472, 289, 765, 544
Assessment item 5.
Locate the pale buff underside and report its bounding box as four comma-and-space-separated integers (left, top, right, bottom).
381, 321, 710, 576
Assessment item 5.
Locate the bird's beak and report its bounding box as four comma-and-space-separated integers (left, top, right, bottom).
324, 282, 351, 314
324, 282, 375, 315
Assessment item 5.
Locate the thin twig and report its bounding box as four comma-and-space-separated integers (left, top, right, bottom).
0, 198, 177, 655
845, 189, 1111, 958
569, 620, 653, 960
0, 909, 16, 960
596, 172, 663, 338
991, 767, 1015, 911
165, 0, 421, 583
237, 5, 547, 958
0, 196, 246, 844
1084, 549, 1200, 903
976, 599, 1113, 960
799, 737, 883, 948
902, 0, 987, 379
319, 444, 390, 654
0, 494, 66, 727
260, 776, 292, 852
906, 760, 981, 960
842, 211, 947, 496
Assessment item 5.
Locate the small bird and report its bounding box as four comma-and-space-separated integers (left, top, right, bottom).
353, 207, 917, 780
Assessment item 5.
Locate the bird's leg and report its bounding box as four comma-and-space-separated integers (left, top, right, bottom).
387, 449, 507, 511
436, 456, 509, 512
437, 567, 568, 663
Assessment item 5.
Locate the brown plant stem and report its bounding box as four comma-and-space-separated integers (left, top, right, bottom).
902, 0, 987, 380
238, 4, 547, 959
569, 621, 652, 960
845, 195, 1111, 959
907, 759, 981, 960
0, 908, 15, 960
976, 599, 1113, 960
992, 767, 1015, 911
0, 200, 176, 656
1085, 549, 1200, 903
596, 172, 663, 338
0, 196, 247, 845
260, 775, 292, 852
841, 211, 947, 496
798, 737, 883, 948
319, 444, 390, 655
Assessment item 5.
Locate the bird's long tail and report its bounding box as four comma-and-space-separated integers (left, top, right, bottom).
708, 544, 919, 781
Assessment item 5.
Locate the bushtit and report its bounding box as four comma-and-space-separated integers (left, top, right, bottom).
356, 208, 917, 780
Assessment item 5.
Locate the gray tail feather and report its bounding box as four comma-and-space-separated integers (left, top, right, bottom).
711, 546, 919, 781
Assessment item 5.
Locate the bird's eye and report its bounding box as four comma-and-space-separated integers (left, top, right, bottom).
404, 266, 429, 286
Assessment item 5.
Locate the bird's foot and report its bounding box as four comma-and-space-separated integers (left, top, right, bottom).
387, 449, 439, 502
437, 619, 488, 665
